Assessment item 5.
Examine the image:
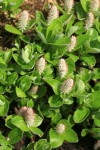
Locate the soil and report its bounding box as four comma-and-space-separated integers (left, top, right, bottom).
57, 137, 100, 150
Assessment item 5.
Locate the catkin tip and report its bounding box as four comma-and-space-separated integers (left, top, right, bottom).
47, 5, 59, 25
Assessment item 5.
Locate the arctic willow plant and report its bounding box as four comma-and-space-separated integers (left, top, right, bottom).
0, 0, 100, 150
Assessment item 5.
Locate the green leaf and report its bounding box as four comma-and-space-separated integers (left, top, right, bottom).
29, 127, 44, 137
0, 146, 12, 150
66, 58, 75, 75
3, 50, 12, 63
81, 129, 88, 137
75, 2, 86, 20
19, 75, 31, 92
80, 0, 90, 12
59, 14, 71, 25
67, 26, 78, 37
16, 86, 26, 98
79, 68, 91, 83
48, 95, 63, 107
93, 112, 100, 127
44, 78, 60, 95
0, 57, 6, 69
8, 128, 23, 144
82, 55, 96, 66
42, 107, 56, 118
5, 115, 15, 129
74, 79, 85, 96
46, 19, 63, 42
0, 95, 9, 116
8, 0, 24, 10
51, 113, 62, 124
94, 82, 100, 91
67, 54, 79, 62
84, 92, 100, 109
27, 99, 34, 108
92, 91, 100, 109
37, 85, 47, 98
75, 32, 91, 50
49, 129, 64, 148
64, 129, 78, 143
6, 72, 18, 86
74, 21, 84, 35
13, 54, 35, 69
34, 139, 51, 150
5, 24, 22, 35
11, 115, 29, 131
89, 28, 98, 41
51, 37, 70, 46
0, 133, 9, 146
73, 107, 90, 123
36, 26, 47, 44
93, 68, 100, 80
19, 35, 30, 43
33, 114, 43, 127
91, 128, 100, 139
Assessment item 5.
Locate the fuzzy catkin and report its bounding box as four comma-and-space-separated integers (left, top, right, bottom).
47, 5, 59, 25
85, 12, 94, 30
30, 85, 39, 94
58, 59, 68, 78
90, 0, 100, 12
18, 10, 29, 31
64, 0, 74, 11
18, 107, 35, 127
67, 35, 77, 52
56, 124, 66, 134
36, 57, 46, 74
60, 78, 74, 94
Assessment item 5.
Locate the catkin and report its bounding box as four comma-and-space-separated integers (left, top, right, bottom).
90, 0, 100, 12
60, 78, 74, 94
58, 59, 68, 78
36, 57, 46, 74
18, 107, 35, 127
56, 123, 66, 134
30, 85, 39, 94
67, 35, 77, 52
85, 12, 94, 30
64, 0, 74, 12
18, 10, 29, 31
47, 5, 59, 25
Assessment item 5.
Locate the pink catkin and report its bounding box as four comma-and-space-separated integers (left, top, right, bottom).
58, 58, 68, 78
18, 10, 29, 31
85, 12, 94, 30
90, 0, 100, 11
67, 35, 77, 52
47, 5, 59, 25
56, 123, 66, 134
60, 78, 74, 94
36, 57, 46, 75
18, 107, 35, 127
64, 0, 74, 11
